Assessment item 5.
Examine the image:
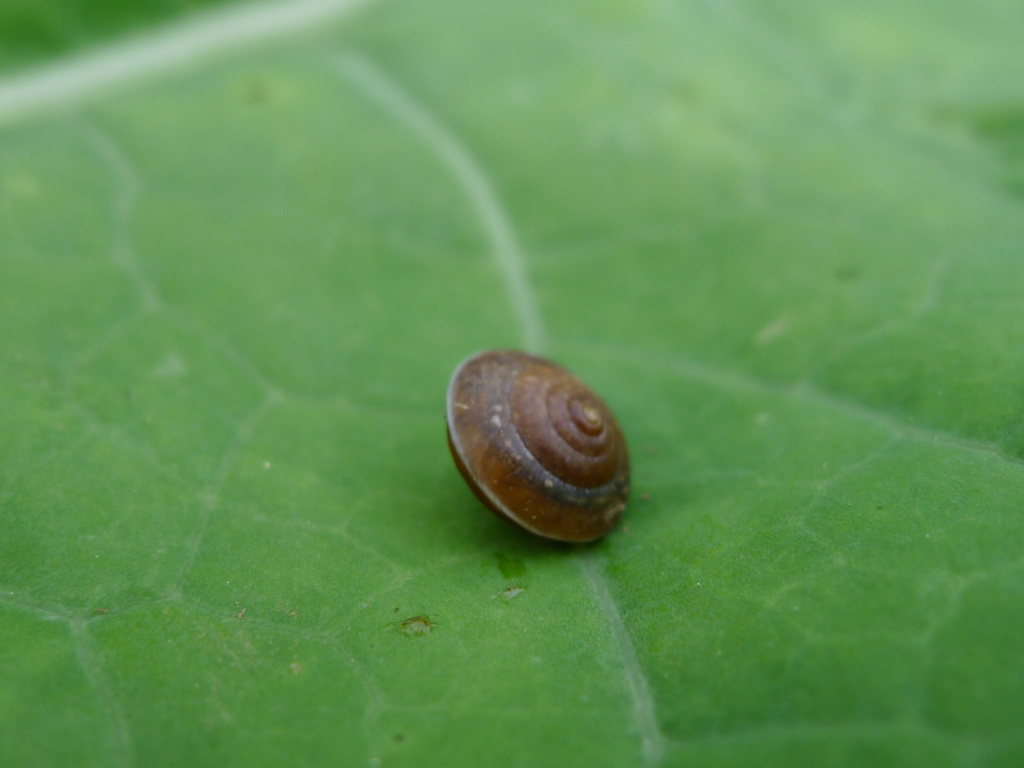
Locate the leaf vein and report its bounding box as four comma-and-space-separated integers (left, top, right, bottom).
171, 392, 281, 597
0, 0, 379, 124
333, 51, 546, 353
80, 118, 161, 311
580, 551, 668, 766
583, 341, 1024, 471
70, 620, 135, 768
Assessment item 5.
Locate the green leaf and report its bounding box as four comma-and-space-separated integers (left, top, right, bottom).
2, 1, 1024, 766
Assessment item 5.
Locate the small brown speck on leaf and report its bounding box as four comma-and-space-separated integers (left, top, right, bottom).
241, 78, 273, 105
641, 493, 651, 503
835, 263, 863, 282
399, 615, 433, 636
499, 586, 525, 601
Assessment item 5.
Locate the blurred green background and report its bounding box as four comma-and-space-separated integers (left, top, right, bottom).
2, 0, 1024, 766
0, 0, 226, 70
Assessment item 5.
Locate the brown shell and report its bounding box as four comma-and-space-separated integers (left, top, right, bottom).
446, 350, 630, 543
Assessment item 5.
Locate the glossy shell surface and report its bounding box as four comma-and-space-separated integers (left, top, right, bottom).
446, 350, 630, 542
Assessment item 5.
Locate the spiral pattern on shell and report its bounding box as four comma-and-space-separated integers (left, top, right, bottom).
446, 350, 630, 542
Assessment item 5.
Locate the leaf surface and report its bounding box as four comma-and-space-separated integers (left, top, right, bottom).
2, 1, 1024, 766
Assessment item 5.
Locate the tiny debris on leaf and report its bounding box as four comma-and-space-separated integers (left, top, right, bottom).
399, 615, 433, 636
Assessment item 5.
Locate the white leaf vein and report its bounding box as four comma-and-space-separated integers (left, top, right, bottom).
334, 51, 547, 354
0, 0, 379, 124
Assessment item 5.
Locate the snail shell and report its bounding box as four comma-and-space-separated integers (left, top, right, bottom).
446, 350, 630, 543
